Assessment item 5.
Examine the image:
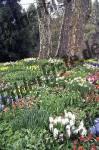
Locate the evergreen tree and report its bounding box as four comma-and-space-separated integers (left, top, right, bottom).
0, 0, 39, 62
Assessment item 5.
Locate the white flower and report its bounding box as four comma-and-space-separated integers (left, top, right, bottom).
49, 117, 54, 123
73, 129, 79, 135
71, 114, 75, 121
78, 120, 84, 130
70, 119, 75, 127
57, 116, 62, 123
64, 110, 68, 118
66, 125, 71, 138
49, 124, 54, 132
53, 128, 59, 139
61, 118, 69, 125
53, 118, 58, 125
68, 112, 73, 119
59, 133, 64, 141
79, 127, 87, 136
65, 118, 69, 125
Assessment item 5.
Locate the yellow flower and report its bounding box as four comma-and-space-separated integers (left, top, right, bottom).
0, 66, 9, 71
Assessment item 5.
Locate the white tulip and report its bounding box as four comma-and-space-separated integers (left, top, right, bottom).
49, 124, 54, 132
53, 128, 59, 139
49, 117, 54, 123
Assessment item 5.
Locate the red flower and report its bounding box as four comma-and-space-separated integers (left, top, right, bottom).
96, 137, 99, 141
73, 140, 78, 145
73, 145, 77, 150
78, 146, 85, 150
95, 96, 99, 102
90, 145, 96, 150
79, 136, 86, 142
96, 85, 99, 89
87, 134, 93, 141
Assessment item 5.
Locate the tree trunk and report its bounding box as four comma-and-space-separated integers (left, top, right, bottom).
37, 0, 52, 59
56, 0, 91, 59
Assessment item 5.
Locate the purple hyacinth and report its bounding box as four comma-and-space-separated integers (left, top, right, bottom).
94, 118, 99, 124
89, 126, 96, 135
95, 123, 99, 136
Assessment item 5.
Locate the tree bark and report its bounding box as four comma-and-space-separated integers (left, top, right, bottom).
37, 0, 52, 59
56, 0, 91, 59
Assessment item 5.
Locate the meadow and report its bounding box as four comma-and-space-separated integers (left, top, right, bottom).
0, 58, 99, 150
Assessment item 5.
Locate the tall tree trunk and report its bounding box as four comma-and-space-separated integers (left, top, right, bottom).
37, 0, 52, 59
56, 0, 91, 59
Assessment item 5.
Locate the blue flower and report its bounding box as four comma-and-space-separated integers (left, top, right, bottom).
89, 126, 96, 135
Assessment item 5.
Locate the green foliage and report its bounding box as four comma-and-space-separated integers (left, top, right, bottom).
11, 107, 49, 131
0, 59, 99, 149
0, 2, 39, 62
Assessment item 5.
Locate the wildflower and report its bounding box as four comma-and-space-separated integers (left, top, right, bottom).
95, 96, 99, 102
61, 117, 69, 125
96, 85, 99, 89
64, 110, 68, 118
80, 127, 87, 136
79, 136, 86, 142
78, 120, 84, 130
49, 124, 54, 132
59, 133, 64, 142
96, 137, 99, 141
70, 119, 75, 127
66, 125, 71, 138
68, 112, 73, 119
94, 118, 99, 124
72, 128, 79, 135
71, 114, 75, 121
90, 144, 97, 150
53, 118, 58, 125
53, 128, 59, 139
90, 126, 96, 135
57, 116, 62, 123
78, 146, 85, 150
3, 107, 9, 112
49, 117, 54, 123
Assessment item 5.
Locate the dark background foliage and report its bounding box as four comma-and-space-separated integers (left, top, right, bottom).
0, 0, 39, 62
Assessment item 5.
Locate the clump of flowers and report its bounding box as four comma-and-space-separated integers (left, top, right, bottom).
67, 77, 90, 88
89, 118, 99, 136
86, 72, 99, 84
83, 63, 99, 70
49, 111, 87, 142
48, 58, 62, 64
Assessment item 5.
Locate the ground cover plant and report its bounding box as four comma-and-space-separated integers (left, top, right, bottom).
0, 58, 99, 150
